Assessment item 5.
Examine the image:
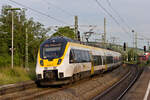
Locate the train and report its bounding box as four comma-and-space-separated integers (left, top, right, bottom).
36, 37, 122, 85
138, 52, 150, 63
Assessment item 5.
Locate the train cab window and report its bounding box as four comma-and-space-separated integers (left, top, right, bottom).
41, 43, 63, 59
69, 50, 74, 63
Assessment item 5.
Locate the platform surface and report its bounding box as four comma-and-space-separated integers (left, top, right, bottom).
122, 66, 150, 100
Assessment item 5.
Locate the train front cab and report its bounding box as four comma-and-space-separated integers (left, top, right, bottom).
35, 39, 72, 84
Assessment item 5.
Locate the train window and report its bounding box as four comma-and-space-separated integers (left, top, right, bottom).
98, 56, 102, 65
87, 52, 91, 61
84, 51, 88, 62
81, 50, 86, 62
69, 50, 74, 63
103, 56, 106, 65
43, 46, 61, 58
76, 50, 81, 63
87, 51, 91, 62
41, 43, 63, 59
92, 55, 102, 66
106, 56, 113, 64
69, 49, 91, 63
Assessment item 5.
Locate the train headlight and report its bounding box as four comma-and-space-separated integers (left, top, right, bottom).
40, 60, 44, 66
57, 59, 62, 65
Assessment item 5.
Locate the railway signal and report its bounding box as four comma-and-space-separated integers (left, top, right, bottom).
144, 46, 146, 52
123, 42, 126, 51
77, 31, 81, 41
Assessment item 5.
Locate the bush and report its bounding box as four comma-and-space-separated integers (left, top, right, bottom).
0, 67, 36, 85
0, 56, 11, 67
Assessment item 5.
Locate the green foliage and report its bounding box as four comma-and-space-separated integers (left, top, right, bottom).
51, 26, 75, 39
127, 49, 137, 61
0, 56, 11, 67
0, 67, 35, 85
0, 5, 50, 67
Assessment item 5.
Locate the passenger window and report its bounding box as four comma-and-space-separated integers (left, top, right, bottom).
103, 56, 106, 65
92, 55, 102, 66
87, 51, 91, 62
69, 49, 91, 63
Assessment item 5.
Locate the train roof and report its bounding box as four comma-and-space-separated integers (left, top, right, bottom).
41, 36, 79, 45
41, 36, 121, 55
40, 36, 80, 47
50, 36, 80, 43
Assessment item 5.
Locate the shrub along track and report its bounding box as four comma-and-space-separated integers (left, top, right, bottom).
0, 65, 131, 100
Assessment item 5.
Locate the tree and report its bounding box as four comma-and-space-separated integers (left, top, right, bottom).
52, 26, 75, 39
127, 49, 137, 61
0, 5, 50, 67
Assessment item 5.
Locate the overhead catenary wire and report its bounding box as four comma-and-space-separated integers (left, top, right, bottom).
9, 0, 70, 25
5, 0, 48, 26
35, 0, 90, 33
43, 0, 74, 17
9, 0, 90, 31
105, 0, 149, 47
95, 0, 131, 35
106, 0, 131, 31
43, 0, 101, 33
42, 0, 101, 33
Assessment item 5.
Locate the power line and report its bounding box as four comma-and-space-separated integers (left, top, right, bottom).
6, 0, 58, 26
6, 0, 48, 26
9, 0, 70, 25
43, 0, 74, 17
106, 0, 131, 30
95, 0, 130, 35
43, 0, 100, 33
138, 34, 150, 40
8, 0, 89, 33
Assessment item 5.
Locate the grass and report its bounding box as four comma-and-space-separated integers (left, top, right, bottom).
0, 66, 36, 85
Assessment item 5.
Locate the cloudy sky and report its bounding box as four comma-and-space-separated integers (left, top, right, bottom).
0, 0, 150, 48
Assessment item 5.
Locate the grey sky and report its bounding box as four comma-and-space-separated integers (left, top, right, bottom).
0, 0, 150, 48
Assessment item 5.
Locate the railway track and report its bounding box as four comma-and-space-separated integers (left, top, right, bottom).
93, 65, 144, 100
0, 65, 134, 100
0, 80, 68, 100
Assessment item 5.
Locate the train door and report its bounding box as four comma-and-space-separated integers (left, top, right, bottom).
69, 49, 78, 74
89, 51, 94, 75
104, 53, 108, 71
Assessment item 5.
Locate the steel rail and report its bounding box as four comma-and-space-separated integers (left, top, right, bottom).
117, 67, 143, 100
93, 69, 132, 100
93, 66, 144, 100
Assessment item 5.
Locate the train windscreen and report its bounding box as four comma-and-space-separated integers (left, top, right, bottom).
42, 43, 62, 59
